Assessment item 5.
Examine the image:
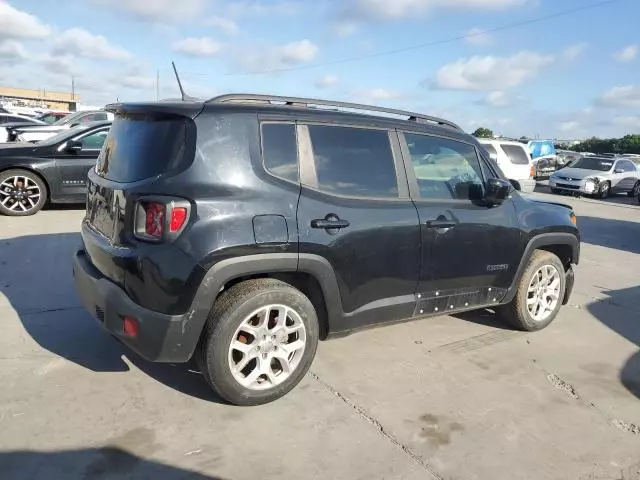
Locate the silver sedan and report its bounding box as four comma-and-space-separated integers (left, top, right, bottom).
548, 156, 640, 198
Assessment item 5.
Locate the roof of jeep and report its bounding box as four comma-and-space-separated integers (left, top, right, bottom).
105, 94, 473, 144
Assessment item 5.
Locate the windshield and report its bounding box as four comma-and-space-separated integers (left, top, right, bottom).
37, 125, 87, 146
52, 111, 87, 126
570, 157, 614, 172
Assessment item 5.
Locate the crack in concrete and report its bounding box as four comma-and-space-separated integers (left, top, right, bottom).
308, 371, 442, 480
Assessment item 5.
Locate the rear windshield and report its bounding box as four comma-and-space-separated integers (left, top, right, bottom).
482, 144, 498, 158
570, 157, 614, 172
500, 144, 530, 165
95, 114, 192, 182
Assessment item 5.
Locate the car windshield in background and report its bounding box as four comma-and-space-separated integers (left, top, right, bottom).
52, 111, 87, 126
570, 157, 614, 171
37, 125, 86, 145
500, 144, 530, 165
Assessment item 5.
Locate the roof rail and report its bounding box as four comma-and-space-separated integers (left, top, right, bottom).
207, 93, 462, 130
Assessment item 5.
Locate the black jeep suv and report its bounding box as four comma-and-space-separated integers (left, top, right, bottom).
73, 94, 580, 406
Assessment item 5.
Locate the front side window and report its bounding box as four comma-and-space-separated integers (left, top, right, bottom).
405, 133, 484, 200
80, 129, 109, 150
307, 125, 398, 198
261, 123, 299, 183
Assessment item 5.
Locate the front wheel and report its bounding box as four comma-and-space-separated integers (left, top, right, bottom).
196, 278, 319, 406
0, 169, 48, 216
550, 187, 561, 194
598, 181, 610, 199
498, 250, 566, 331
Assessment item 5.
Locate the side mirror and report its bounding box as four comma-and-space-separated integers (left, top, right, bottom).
508, 179, 522, 191
614, 168, 624, 174
485, 178, 512, 206
65, 140, 82, 153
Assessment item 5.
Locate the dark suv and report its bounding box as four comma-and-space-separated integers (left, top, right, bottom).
73, 94, 580, 406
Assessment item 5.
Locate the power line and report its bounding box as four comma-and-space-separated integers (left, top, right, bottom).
224, 0, 624, 76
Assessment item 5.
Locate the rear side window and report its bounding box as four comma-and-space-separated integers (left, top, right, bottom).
482, 144, 498, 159
96, 115, 192, 182
404, 133, 484, 201
307, 125, 398, 198
500, 144, 530, 165
79, 129, 109, 150
261, 123, 299, 182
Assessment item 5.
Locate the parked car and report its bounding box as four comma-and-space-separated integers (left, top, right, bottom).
73, 94, 580, 406
528, 140, 559, 180
548, 155, 640, 198
36, 111, 70, 124
0, 113, 46, 142
6, 110, 113, 143
477, 139, 536, 193
0, 121, 111, 216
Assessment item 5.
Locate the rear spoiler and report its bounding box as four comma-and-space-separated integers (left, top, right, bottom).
105, 101, 205, 120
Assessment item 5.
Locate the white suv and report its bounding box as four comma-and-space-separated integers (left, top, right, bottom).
477, 139, 535, 193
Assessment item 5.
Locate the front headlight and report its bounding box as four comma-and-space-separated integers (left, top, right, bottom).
584, 178, 596, 193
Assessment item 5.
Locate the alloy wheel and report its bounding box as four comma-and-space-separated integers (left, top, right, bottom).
0, 175, 42, 213
526, 265, 561, 322
228, 304, 307, 390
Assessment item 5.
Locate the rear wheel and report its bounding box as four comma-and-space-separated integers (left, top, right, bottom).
0, 169, 47, 216
196, 279, 319, 406
550, 188, 561, 194
498, 250, 566, 331
627, 181, 640, 198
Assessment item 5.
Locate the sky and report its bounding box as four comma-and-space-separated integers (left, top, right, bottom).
0, 0, 638, 139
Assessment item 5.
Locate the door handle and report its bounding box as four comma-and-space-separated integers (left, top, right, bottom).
311, 218, 350, 229
426, 219, 456, 229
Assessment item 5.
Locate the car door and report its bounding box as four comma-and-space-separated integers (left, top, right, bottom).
296, 122, 421, 331
611, 159, 638, 193
54, 127, 109, 200
398, 131, 522, 315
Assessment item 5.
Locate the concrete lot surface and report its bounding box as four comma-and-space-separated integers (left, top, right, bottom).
1, 190, 639, 480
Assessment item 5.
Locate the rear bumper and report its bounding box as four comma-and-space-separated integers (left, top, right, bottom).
73, 249, 192, 363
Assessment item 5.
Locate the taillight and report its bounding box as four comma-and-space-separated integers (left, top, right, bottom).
134, 198, 191, 242
530, 165, 536, 178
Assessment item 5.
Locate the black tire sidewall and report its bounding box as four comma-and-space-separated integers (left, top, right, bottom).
0, 169, 47, 216
204, 284, 319, 405
599, 181, 610, 199
516, 253, 566, 331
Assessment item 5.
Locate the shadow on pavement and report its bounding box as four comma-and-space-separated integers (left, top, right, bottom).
0, 233, 224, 404
577, 216, 640, 254
0, 447, 225, 479
587, 285, 640, 401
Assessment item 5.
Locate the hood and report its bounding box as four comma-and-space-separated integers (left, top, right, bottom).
0, 143, 38, 156
528, 197, 574, 212
1, 121, 44, 129
551, 167, 606, 180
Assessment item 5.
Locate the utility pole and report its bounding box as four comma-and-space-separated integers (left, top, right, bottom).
156, 70, 159, 101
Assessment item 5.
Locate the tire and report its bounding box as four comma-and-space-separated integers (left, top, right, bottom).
550, 188, 561, 194
497, 250, 566, 332
598, 181, 610, 199
627, 181, 640, 198
196, 278, 319, 406
0, 169, 48, 216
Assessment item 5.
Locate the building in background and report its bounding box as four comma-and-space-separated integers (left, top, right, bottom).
0, 86, 80, 113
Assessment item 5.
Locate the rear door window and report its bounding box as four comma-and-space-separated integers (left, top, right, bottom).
261, 123, 299, 183
95, 114, 192, 182
500, 144, 530, 165
306, 125, 398, 198
482, 144, 498, 159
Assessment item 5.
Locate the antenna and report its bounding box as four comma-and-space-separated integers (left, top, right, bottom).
172, 61, 186, 101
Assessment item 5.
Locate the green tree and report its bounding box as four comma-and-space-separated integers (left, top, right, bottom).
472, 127, 494, 138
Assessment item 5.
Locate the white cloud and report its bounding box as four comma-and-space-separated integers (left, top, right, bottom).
333, 21, 359, 37
172, 37, 222, 57
351, 88, 404, 103
233, 39, 319, 72
611, 115, 640, 130
0, 2, 51, 39
204, 16, 239, 35
315, 75, 339, 88
596, 85, 640, 109
340, 0, 526, 22
432, 51, 554, 91
93, 0, 206, 22
226, 1, 300, 17
52, 28, 131, 60
37, 54, 76, 76
613, 44, 638, 63
481, 90, 512, 107
119, 75, 156, 89
0, 40, 27, 61
562, 43, 587, 61
558, 121, 580, 133
466, 27, 492, 45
